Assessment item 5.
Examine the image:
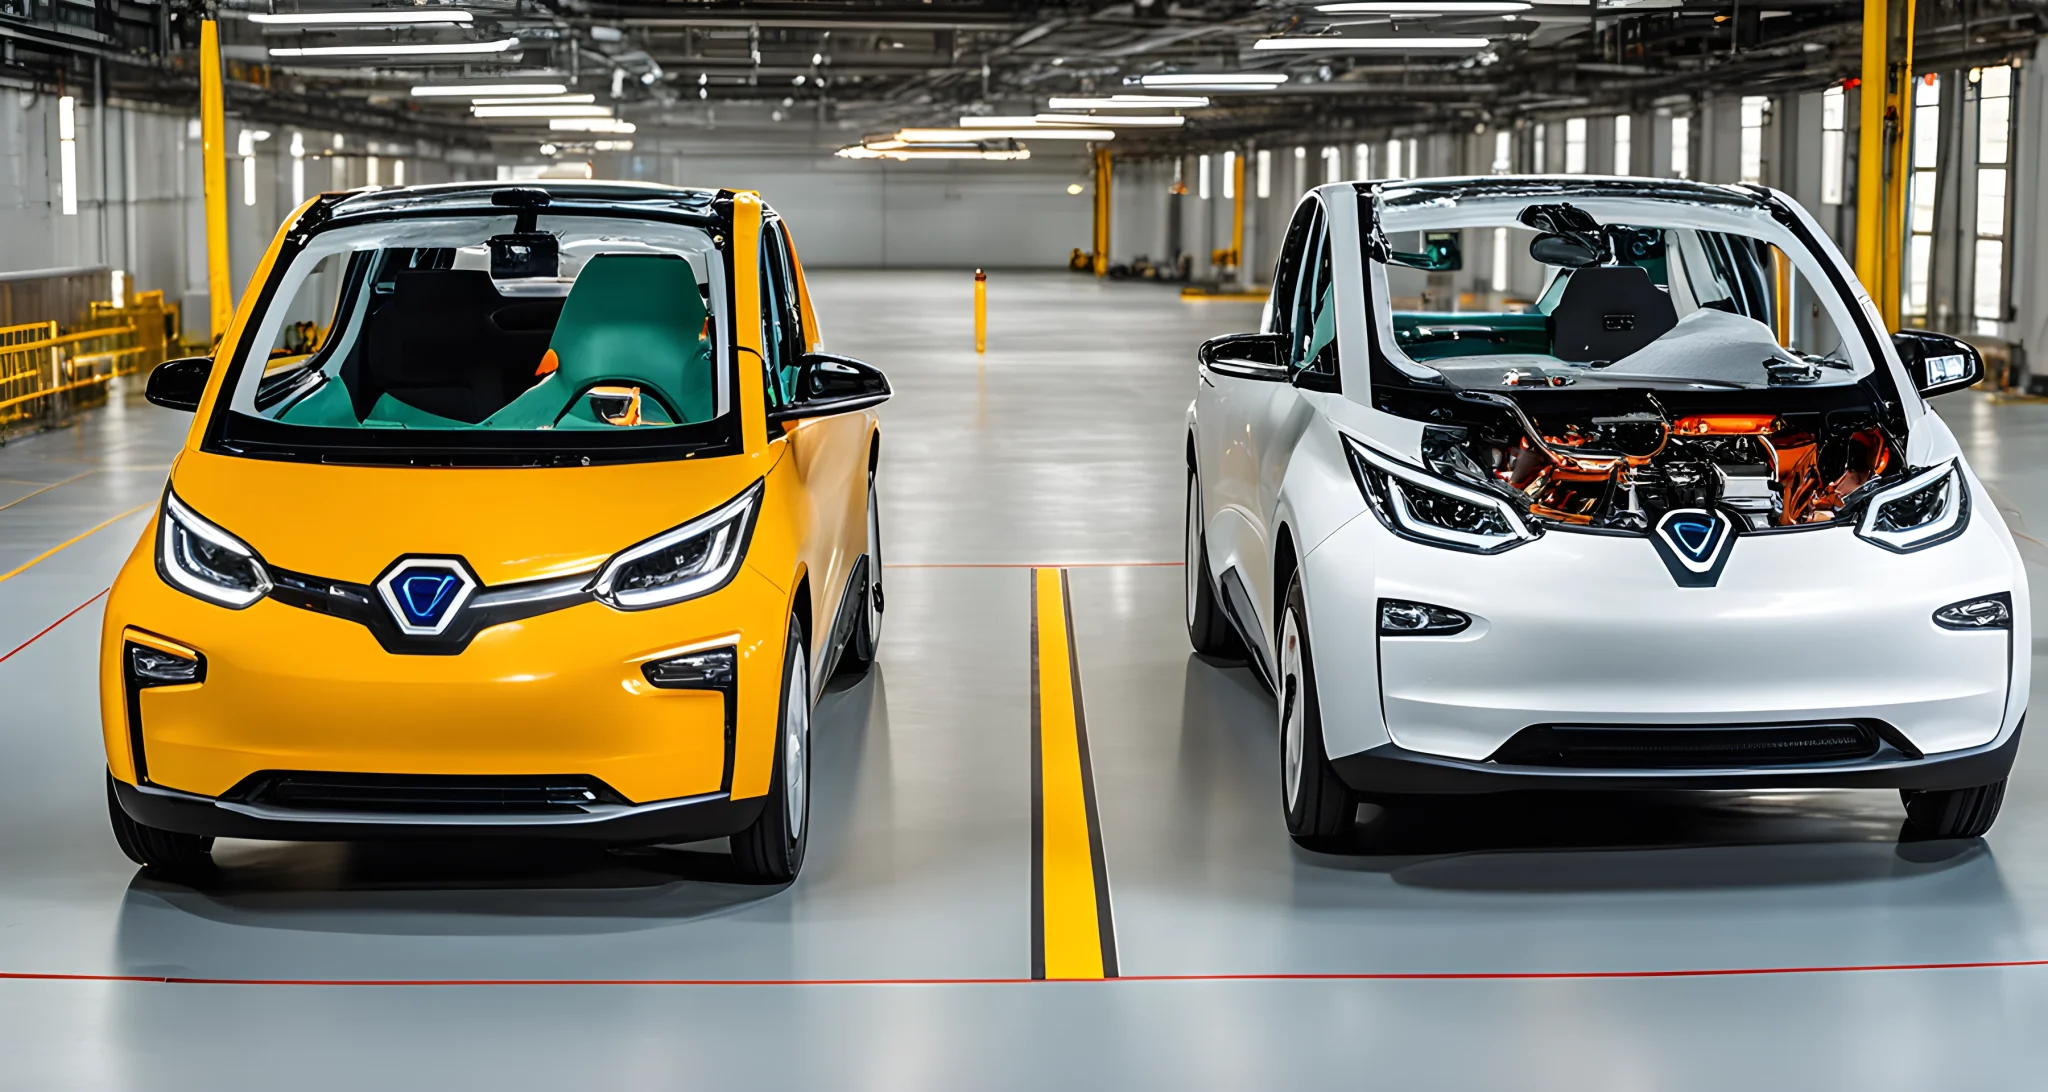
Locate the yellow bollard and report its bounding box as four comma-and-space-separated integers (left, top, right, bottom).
974, 268, 987, 354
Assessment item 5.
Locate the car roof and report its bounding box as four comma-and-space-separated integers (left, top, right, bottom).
1355, 175, 1768, 209
326, 179, 727, 217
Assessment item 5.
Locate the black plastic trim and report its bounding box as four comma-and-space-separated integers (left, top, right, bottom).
268, 561, 594, 655
1331, 719, 2022, 795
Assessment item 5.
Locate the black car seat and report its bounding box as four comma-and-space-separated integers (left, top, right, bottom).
356, 270, 555, 423
1547, 264, 1679, 363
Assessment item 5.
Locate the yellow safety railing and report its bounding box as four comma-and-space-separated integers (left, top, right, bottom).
0, 290, 178, 431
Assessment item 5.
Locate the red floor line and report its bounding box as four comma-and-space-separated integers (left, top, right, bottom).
5, 958, 2048, 988
885, 561, 1183, 569
0, 588, 109, 666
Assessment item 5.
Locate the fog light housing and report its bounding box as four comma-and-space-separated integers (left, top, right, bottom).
1933, 593, 2012, 630
643, 646, 737, 689
1379, 599, 1472, 636
125, 641, 204, 686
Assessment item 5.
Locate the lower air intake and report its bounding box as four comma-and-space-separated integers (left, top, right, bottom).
1490, 722, 1885, 769
225, 772, 628, 814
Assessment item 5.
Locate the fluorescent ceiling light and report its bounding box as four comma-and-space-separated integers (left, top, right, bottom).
1036, 113, 1181, 127
1252, 36, 1489, 49
898, 127, 1113, 142
473, 104, 612, 118
271, 38, 518, 58
411, 82, 565, 97
838, 145, 1030, 161
472, 94, 596, 105
957, 116, 1057, 127
250, 10, 474, 25
550, 118, 636, 133
1137, 73, 1288, 87
1048, 95, 1210, 109
1316, 1, 1529, 10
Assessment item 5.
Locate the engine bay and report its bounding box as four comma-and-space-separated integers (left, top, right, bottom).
1416, 389, 1899, 531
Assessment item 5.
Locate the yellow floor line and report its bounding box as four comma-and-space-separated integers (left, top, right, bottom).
1031, 567, 1117, 980
0, 471, 94, 515
0, 504, 150, 584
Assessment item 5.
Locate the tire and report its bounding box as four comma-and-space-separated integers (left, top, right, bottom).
732, 618, 812, 883
1278, 574, 1360, 849
1186, 468, 1245, 658
838, 466, 883, 676
1900, 778, 2007, 840
106, 774, 214, 880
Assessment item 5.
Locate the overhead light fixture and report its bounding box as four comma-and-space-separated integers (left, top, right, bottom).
249, 10, 475, 26
472, 104, 613, 118
1252, 36, 1489, 50
411, 82, 566, 97
1136, 73, 1289, 88
1036, 113, 1181, 127
270, 38, 519, 58
1316, 1, 1528, 10
957, 116, 1058, 127
1048, 95, 1210, 109
838, 140, 1030, 161
549, 118, 636, 133
471, 94, 597, 106
898, 127, 1113, 141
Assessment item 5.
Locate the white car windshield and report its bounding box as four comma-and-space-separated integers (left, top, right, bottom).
1368, 190, 1874, 393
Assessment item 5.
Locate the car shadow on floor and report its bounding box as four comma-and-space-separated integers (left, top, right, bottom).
1183, 656, 2004, 894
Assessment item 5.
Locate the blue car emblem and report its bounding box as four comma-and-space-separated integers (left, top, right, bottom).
1650, 509, 1734, 587
374, 559, 479, 637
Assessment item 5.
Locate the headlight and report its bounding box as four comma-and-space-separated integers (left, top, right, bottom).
1857, 460, 1968, 553
592, 481, 762, 610
1343, 435, 1537, 554
1379, 599, 1472, 636
156, 492, 272, 608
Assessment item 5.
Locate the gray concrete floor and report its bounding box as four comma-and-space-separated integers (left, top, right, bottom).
2, 271, 2047, 1087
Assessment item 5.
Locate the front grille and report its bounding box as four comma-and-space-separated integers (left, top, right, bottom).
224, 771, 629, 814
1490, 722, 1884, 769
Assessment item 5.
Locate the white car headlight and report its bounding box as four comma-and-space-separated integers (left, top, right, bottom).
157, 492, 272, 608
1856, 460, 1968, 553
592, 481, 762, 610
1343, 435, 1538, 554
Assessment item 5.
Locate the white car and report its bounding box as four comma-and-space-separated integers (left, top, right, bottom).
1186, 177, 2027, 847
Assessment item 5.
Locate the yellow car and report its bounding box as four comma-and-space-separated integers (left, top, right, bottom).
102, 182, 888, 883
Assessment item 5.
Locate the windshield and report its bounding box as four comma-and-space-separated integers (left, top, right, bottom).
1368, 193, 1874, 393
207, 209, 734, 465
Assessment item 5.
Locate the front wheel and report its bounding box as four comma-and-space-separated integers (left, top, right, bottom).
1901, 779, 2006, 840
1277, 574, 1359, 849
732, 618, 812, 882
107, 775, 214, 881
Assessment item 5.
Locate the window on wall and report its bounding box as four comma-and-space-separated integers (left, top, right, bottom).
1821, 86, 1846, 204
1739, 96, 1769, 183
1324, 145, 1342, 184
1671, 115, 1691, 179
1223, 150, 1237, 199
1613, 115, 1631, 174
1385, 138, 1402, 179
1904, 74, 1940, 320
1293, 145, 1307, 192
1492, 130, 1511, 173
1564, 117, 1588, 173
1406, 137, 1419, 178
1198, 153, 1210, 199
1974, 64, 2014, 336
1532, 125, 1546, 172
1490, 227, 1509, 292
1354, 142, 1370, 180
1256, 148, 1272, 198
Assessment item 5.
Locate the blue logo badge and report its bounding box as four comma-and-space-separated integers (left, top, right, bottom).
1651, 509, 1735, 587
375, 559, 478, 636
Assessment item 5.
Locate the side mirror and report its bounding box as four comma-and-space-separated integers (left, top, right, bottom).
145, 356, 212, 412
769, 352, 891, 423
1893, 330, 1984, 397
1198, 332, 1288, 382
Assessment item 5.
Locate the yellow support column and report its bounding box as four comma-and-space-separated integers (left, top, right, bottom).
973, 268, 987, 353
1881, 2, 1917, 329
199, 19, 233, 345
1852, 0, 1888, 309
1092, 148, 1112, 278
1230, 151, 1246, 285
